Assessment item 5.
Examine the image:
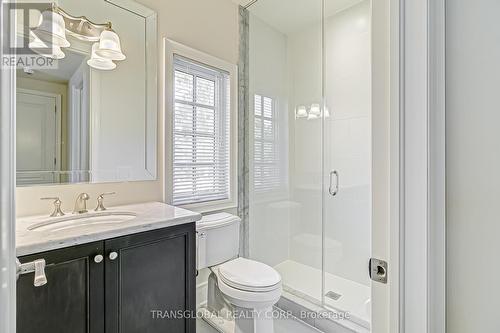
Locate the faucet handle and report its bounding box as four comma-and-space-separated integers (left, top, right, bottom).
95, 192, 116, 211
40, 197, 65, 217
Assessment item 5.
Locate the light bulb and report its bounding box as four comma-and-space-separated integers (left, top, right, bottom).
309, 103, 321, 116
296, 105, 308, 118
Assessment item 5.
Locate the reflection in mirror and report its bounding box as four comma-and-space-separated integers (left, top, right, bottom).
17, 49, 90, 185
15, 0, 157, 187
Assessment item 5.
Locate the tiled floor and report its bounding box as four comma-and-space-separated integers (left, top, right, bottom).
196, 261, 371, 333
196, 314, 322, 333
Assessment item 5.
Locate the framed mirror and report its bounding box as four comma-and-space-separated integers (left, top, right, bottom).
15, 0, 157, 186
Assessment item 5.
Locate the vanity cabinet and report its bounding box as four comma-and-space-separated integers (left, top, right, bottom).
17, 242, 104, 333
17, 223, 196, 333
104, 224, 196, 333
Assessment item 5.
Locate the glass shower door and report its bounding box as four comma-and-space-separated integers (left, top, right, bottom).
322, 0, 372, 328
247, 0, 374, 330
246, 0, 325, 307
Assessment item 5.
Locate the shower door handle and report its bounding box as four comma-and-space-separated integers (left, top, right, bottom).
329, 170, 339, 196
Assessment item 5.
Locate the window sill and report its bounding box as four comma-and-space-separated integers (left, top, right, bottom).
178, 200, 238, 214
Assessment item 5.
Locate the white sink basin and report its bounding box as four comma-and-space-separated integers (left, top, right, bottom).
28, 211, 137, 232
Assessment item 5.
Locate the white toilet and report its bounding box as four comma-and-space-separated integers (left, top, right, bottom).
197, 213, 282, 333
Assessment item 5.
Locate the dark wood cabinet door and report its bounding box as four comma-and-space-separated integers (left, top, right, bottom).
17, 242, 105, 333
104, 223, 196, 333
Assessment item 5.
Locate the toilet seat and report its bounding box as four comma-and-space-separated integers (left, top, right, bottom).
216, 275, 282, 309
218, 257, 281, 293
214, 258, 282, 309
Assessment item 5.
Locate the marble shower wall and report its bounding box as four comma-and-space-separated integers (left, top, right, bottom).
237, 6, 250, 258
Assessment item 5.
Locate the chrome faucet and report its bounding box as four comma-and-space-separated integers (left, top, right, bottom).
73, 193, 90, 214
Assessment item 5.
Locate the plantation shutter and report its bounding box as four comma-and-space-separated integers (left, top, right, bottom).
173, 55, 230, 205
253, 94, 281, 192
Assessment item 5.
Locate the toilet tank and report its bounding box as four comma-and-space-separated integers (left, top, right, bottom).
196, 213, 240, 270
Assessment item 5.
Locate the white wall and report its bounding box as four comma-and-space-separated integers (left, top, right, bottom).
16, 0, 239, 217
446, 1, 500, 332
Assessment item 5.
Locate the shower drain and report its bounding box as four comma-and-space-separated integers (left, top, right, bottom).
325, 291, 342, 301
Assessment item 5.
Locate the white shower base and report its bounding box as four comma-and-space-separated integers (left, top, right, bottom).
274, 260, 371, 328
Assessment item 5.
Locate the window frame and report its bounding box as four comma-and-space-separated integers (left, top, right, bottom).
164, 39, 238, 213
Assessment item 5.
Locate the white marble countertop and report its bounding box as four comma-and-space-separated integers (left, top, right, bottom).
16, 201, 202, 256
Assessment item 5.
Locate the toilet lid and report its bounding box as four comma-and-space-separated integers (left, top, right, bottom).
218, 257, 281, 292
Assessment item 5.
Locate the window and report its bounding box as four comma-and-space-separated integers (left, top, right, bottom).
172, 55, 230, 205
253, 94, 281, 192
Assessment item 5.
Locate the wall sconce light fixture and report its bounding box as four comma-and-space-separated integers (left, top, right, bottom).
295, 103, 331, 120
29, 3, 126, 70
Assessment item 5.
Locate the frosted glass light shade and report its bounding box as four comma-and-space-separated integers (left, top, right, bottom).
31, 10, 70, 48
95, 30, 126, 61
87, 43, 116, 70
307, 113, 319, 120
309, 103, 321, 116
296, 105, 308, 118
29, 33, 65, 59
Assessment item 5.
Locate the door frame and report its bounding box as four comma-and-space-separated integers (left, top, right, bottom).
428, 1, 446, 332
0, 0, 17, 330
68, 64, 90, 183
17, 88, 63, 173
396, 0, 446, 332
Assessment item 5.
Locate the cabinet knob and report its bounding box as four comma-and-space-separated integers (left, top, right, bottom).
94, 255, 104, 263
109, 252, 118, 260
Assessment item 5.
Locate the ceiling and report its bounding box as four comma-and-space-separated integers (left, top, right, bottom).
232, 0, 364, 35
18, 50, 87, 84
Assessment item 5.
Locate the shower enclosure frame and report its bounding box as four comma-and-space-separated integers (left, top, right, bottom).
242, 0, 445, 332
243, 0, 397, 330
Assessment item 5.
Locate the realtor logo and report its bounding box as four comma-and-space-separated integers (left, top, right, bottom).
2, 2, 58, 69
